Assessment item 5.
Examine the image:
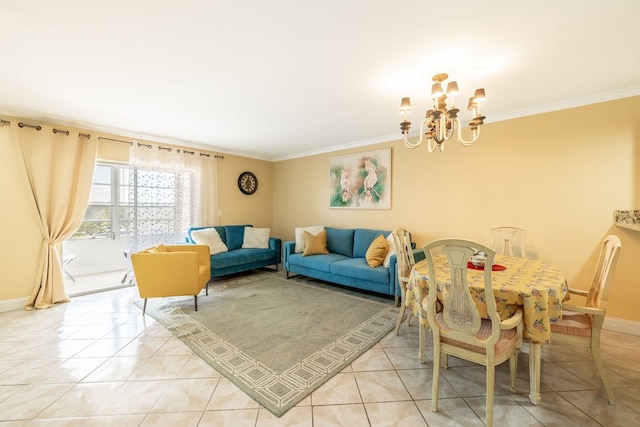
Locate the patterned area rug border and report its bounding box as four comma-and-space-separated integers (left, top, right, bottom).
140, 275, 397, 417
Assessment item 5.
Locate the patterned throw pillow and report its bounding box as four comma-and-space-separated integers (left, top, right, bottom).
191, 228, 228, 255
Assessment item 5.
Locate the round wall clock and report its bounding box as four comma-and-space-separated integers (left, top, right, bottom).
238, 171, 258, 195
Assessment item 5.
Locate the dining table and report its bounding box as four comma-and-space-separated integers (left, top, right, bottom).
406, 254, 568, 405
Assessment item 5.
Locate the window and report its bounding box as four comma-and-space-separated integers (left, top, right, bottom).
71, 164, 131, 240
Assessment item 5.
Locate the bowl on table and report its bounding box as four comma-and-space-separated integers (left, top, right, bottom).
470, 254, 488, 268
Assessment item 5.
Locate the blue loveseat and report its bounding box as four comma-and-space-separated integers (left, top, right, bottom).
186, 225, 281, 279
284, 227, 423, 297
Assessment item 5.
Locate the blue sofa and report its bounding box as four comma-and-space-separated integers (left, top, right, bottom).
186, 225, 281, 278
284, 227, 423, 297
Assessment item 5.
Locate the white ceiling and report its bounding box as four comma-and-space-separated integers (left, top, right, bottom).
2, 1, 640, 161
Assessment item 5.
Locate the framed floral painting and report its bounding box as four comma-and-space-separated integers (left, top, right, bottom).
329, 148, 391, 209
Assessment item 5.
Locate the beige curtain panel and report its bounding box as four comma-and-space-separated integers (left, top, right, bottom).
11, 122, 97, 310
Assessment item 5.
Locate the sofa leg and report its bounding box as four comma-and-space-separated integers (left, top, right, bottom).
142, 299, 148, 315
206, 282, 209, 296
286, 271, 290, 279
194, 295, 198, 311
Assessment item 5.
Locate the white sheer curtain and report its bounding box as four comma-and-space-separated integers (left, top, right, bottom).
127, 143, 218, 252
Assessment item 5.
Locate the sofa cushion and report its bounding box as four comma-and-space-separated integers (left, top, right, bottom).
303, 230, 329, 256
295, 225, 324, 253
211, 247, 275, 269
330, 258, 389, 284
365, 234, 388, 268
242, 227, 270, 249
353, 228, 390, 258
191, 227, 228, 255
288, 252, 348, 273
225, 225, 248, 250
326, 227, 355, 257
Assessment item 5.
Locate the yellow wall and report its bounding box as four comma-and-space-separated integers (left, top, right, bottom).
273, 96, 640, 323
0, 121, 272, 304
2, 98, 639, 324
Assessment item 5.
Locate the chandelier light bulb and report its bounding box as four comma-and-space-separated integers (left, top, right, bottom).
431, 82, 444, 99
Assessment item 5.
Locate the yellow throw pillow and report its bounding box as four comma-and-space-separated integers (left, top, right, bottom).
147, 244, 168, 253
302, 229, 329, 256
365, 234, 388, 268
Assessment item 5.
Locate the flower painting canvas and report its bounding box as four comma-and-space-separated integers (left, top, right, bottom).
329, 148, 391, 209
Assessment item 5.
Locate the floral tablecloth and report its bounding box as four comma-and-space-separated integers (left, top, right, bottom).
406, 255, 568, 344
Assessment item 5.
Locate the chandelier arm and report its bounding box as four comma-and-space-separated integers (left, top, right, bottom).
453, 118, 481, 146
432, 114, 454, 145
403, 118, 429, 149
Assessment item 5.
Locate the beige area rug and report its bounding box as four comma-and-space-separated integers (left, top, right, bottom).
138, 271, 397, 417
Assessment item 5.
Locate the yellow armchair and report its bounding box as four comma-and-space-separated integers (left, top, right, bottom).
131, 244, 211, 315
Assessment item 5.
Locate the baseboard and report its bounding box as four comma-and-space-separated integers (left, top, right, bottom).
0, 296, 28, 313
603, 316, 640, 336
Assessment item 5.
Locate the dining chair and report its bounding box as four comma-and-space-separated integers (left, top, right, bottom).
491, 225, 528, 258
422, 239, 523, 427
550, 234, 622, 404
391, 226, 416, 335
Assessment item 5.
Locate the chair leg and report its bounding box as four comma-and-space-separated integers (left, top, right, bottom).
509, 351, 519, 393
418, 323, 427, 363
431, 348, 441, 413
395, 281, 410, 334
142, 299, 147, 315
194, 295, 198, 311
394, 304, 406, 336
591, 340, 616, 404
486, 365, 495, 427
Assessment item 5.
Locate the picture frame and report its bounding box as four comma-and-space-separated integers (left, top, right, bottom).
329, 148, 391, 209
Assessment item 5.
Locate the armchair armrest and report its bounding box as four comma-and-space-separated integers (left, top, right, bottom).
269, 237, 282, 264
500, 308, 523, 330
561, 303, 604, 316
567, 287, 589, 297
500, 308, 523, 348
164, 244, 211, 269
283, 241, 295, 269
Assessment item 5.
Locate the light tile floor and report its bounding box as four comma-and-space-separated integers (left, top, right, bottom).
1, 286, 639, 426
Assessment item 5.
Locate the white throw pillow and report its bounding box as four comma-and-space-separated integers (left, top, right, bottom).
383, 233, 397, 268
294, 225, 325, 253
243, 227, 271, 248
191, 228, 228, 255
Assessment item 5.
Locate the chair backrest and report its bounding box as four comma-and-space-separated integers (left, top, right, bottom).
586, 235, 622, 310
491, 225, 527, 258
423, 239, 501, 347
391, 226, 415, 282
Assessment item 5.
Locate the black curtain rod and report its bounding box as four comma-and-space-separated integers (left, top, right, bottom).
0, 118, 90, 138
131, 141, 224, 159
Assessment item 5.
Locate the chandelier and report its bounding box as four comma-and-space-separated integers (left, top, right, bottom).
400, 73, 486, 152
